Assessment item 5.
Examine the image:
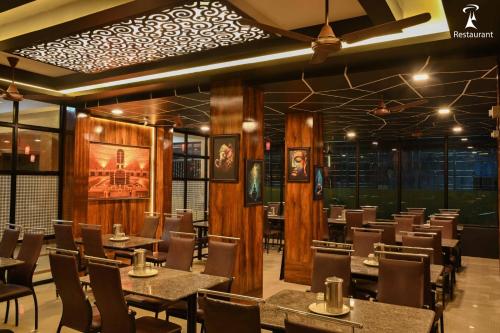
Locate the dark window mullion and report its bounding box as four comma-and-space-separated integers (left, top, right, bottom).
9, 102, 19, 225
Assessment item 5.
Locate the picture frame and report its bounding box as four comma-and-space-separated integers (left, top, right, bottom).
210, 134, 240, 182
244, 159, 264, 206
287, 147, 310, 182
313, 165, 324, 200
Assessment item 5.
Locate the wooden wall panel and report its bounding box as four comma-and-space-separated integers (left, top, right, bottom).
284, 112, 324, 284
155, 127, 173, 237
209, 80, 264, 296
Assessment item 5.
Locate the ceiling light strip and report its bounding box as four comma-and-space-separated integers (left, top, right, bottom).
60, 48, 313, 94
0, 77, 60, 94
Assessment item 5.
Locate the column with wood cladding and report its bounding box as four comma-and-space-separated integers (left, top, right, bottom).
284, 112, 324, 284
209, 80, 264, 296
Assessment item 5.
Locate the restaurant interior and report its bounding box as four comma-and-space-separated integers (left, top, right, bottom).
0, 0, 499, 332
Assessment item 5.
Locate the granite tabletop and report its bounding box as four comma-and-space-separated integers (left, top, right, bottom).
81, 267, 228, 302
350, 256, 443, 285
0, 257, 23, 269
261, 290, 435, 333
395, 235, 459, 249
75, 234, 160, 250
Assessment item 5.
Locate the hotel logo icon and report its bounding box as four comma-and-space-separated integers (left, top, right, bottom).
462, 4, 479, 29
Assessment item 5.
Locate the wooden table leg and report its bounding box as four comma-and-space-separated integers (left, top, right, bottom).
186, 293, 197, 333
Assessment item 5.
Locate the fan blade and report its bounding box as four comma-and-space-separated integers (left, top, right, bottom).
389, 99, 428, 113
310, 49, 330, 64
239, 18, 315, 43
340, 13, 431, 44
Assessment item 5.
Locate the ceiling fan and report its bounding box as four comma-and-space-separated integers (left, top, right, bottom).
240, 0, 431, 64
0, 57, 23, 102
371, 97, 428, 116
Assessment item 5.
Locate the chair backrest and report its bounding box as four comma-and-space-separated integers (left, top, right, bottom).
321, 210, 329, 241
368, 222, 396, 245
0, 228, 20, 258
178, 211, 194, 233
50, 252, 94, 332
159, 215, 181, 252
400, 212, 424, 225
329, 205, 344, 219
377, 256, 425, 308
352, 228, 382, 257
7, 232, 44, 287
53, 223, 78, 252
409, 229, 443, 265
201, 296, 261, 333
165, 234, 195, 271
361, 206, 377, 222
401, 235, 435, 264
80, 225, 107, 259
88, 262, 133, 333
310, 252, 351, 296
285, 318, 343, 333
345, 210, 363, 242
203, 239, 238, 292
429, 218, 455, 239
394, 215, 415, 234
139, 214, 159, 238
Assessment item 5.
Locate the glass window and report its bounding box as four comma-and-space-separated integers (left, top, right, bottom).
173, 132, 185, 154
0, 101, 13, 123
264, 144, 283, 204
173, 156, 185, 179
401, 139, 444, 216
187, 134, 205, 155
17, 129, 59, 171
359, 142, 397, 218
0, 175, 11, 234
187, 158, 205, 179
18, 100, 60, 128
448, 136, 497, 226
187, 181, 206, 221
326, 141, 356, 208
172, 180, 185, 213
0, 127, 12, 170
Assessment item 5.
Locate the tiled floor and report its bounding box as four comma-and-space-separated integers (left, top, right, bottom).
0, 249, 499, 332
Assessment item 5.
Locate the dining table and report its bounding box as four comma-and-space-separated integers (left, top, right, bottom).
75, 234, 160, 250
0, 257, 24, 269
81, 266, 229, 333
261, 289, 435, 333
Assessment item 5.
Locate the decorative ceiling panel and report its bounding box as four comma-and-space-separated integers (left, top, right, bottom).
12, 1, 270, 73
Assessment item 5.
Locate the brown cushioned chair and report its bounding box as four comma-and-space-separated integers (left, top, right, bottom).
345, 210, 364, 242
361, 206, 377, 223
115, 214, 160, 262
394, 215, 415, 234
368, 222, 396, 245
146, 215, 181, 266
329, 205, 344, 219
49, 251, 101, 333
352, 228, 382, 257
310, 251, 351, 296
80, 225, 107, 259
263, 208, 281, 253
88, 261, 181, 333
0, 228, 21, 283
0, 232, 43, 330
53, 221, 84, 271
177, 210, 194, 233
201, 296, 260, 333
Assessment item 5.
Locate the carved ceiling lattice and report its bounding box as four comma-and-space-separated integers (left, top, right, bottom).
13, 1, 270, 73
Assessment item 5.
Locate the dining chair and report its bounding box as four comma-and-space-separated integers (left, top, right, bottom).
320, 210, 330, 242
394, 215, 415, 234
0, 226, 21, 283
329, 205, 344, 219
0, 232, 44, 330
344, 210, 364, 242
80, 224, 107, 259
200, 294, 261, 333
263, 208, 281, 253
310, 251, 351, 296
126, 233, 196, 317
361, 206, 377, 223
49, 249, 101, 333
352, 228, 382, 257
377, 254, 425, 308
115, 213, 160, 262
53, 221, 85, 271
368, 222, 396, 245
146, 214, 181, 266
88, 261, 181, 333
430, 218, 455, 239
176, 209, 195, 233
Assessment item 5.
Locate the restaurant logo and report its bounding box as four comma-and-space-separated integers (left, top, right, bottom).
452, 4, 494, 39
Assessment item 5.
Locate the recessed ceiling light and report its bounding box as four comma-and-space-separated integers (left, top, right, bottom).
461, 138, 468, 141
413, 73, 429, 81
111, 108, 123, 115
2, 140, 9, 144
94, 126, 103, 134
467, 146, 473, 149
341, 154, 346, 157
346, 131, 356, 138
438, 107, 450, 115
34, 139, 41, 142
452, 126, 463, 133
392, 148, 397, 152
77, 112, 88, 118
200, 125, 210, 132
472, 151, 477, 154
372, 141, 378, 146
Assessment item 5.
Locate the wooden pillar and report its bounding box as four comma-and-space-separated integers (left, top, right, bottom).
209, 80, 264, 296
284, 112, 324, 284
155, 127, 173, 237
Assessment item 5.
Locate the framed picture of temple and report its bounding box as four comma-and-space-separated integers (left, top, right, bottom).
244, 159, 264, 206
88, 142, 150, 200
313, 165, 324, 200
210, 134, 240, 182
287, 147, 310, 182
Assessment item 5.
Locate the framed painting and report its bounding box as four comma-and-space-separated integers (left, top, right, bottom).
313, 165, 324, 200
210, 134, 240, 182
245, 159, 264, 206
88, 142, 150, 200
287, 147, 310, 182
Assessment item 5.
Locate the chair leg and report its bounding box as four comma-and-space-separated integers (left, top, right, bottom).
33, 292, 39, 330
57, 322, 63, 333
4, 300, 9, 323
155, 312, 158, 319
440, 314, 444, 333
15, 298, 18, 326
